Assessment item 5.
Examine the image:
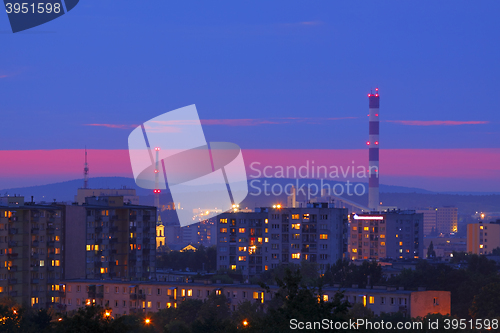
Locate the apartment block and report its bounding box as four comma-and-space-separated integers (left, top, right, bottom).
79, 196, 157, 281
61, 280, 450, 319
0, 196, 65, 309
436, 207, 458, 235
467, 222, 500, 255
216, 203, 348, 276
349, 210, 424, 260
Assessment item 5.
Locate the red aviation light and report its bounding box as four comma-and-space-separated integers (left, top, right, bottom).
366, 141, 370, 145
375, 141, 379, 145
375, 88, 379, 91
154, 169, 159, 173
375, 114, 379, 116
368, 94, 371, 97
154, 189, 161, 194
375, 94, 379, 97
154, 147, 160, 151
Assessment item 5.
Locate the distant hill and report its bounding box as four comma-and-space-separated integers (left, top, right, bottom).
0, 177, 151, 202
2, 177, 500, 217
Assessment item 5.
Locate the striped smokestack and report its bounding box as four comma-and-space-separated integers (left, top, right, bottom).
368, 89, 380, 210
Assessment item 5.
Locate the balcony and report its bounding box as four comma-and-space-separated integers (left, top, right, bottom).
8, 241, 17, 247
31, 253, 39, 259
7, 253, 18, 258
138, 294, 146, 300
47, 227, 55, 235
96, 292, 104, 299
8, 265, 18, 272
129, 226, 137, 232
95, 226, 103, 233
31, 228, 39, 235
8, 228, 18, 235
130, 294, 138, 300
8, 278, 18, 284
31, 241, 39, 247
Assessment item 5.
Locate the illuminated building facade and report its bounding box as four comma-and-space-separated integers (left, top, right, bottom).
216, 203, 348, 276
349, 210, 424, 260
467, 222, 500, 255
436, 206, 458, 235
80, 196, 157, 280
0, 196, 65, 309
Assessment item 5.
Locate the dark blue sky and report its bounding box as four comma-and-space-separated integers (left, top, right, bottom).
1, 1, 499, 150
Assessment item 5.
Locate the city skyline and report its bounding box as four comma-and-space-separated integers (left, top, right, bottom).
1, 1, 500, 193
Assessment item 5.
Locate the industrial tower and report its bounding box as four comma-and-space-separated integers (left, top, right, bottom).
367, 89, 380, 210
83, 147, 89, 189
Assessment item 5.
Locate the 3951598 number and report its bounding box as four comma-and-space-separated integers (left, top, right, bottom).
5, 2, 61, 14
443, 318, 499, 330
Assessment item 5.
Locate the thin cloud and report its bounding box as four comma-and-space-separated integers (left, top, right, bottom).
299, 21, 323, 26
386, 120, 489, 126
201, 117, 357, 126
84, 123, 137, 129
0, 75, 8, 79
84, 117, 357, 129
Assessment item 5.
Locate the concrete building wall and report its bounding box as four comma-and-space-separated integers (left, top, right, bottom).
63, 205, 86, 279
61, 280, 451, 319
216, 204, 348, 276
467, 222, 500, 255
350, 211, 423, 260
437, 207, 458, 235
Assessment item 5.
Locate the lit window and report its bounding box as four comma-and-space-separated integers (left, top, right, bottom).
220, 228, 227, 233
264, 238, 269, 243
369, 296, 375, 304
319, 234, 328, 240
86, 245, 91, 251
187, 290, 192, 297
291, 214, 299, 220
380, 234, 385, 238
352, 249, 358, 253
352, 226, 357, 231
238, 256, 246, 261
480, 225, 484, 230
181, 289, 186, 297
364, 234, 369, 238
40, 260, 44, 267
292, 224, 301, 229
363, 227, 369, 231
323, 295, 328, 302
238, 247, 247, 252
291, 253, 300, 259
380, 242, 385, 246
265, 266, 268, 271
220, 219, 227, 224
479, 244, 484, 249
231, 265, 236, 270
399, 242, 403, 246
238, 228, 245, 233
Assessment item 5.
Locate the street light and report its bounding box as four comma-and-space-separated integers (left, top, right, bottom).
242, 319, 249, 327
145, 318, 151, 325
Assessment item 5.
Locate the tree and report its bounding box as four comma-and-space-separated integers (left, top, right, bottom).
427, 241, 436, 258
469, 282, 500, 319
257, 268, 350, 332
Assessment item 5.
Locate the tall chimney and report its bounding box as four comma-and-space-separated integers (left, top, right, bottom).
368, 89, 380, 210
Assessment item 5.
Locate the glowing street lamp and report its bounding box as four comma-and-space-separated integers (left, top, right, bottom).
145, 318, 151, 325
242, 319, 249, 327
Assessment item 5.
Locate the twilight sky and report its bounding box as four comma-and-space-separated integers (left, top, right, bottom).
1, 1, 499, 191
